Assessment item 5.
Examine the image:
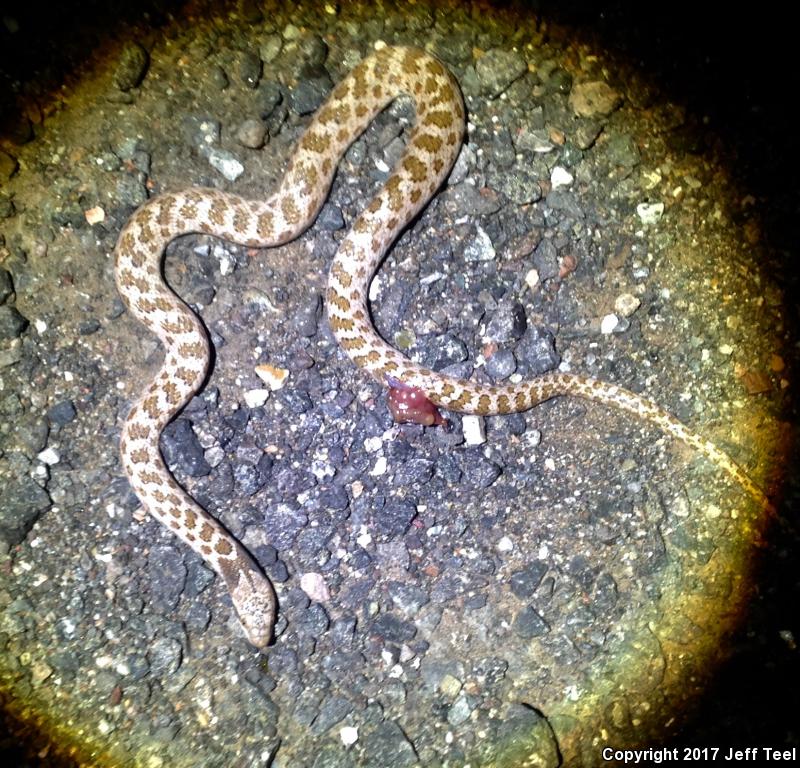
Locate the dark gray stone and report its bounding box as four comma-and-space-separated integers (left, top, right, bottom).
262, 502, 308, 550
370, 613, 417, 643
606, 133, 641, 167
0, 477, 51, 545
147, 546, 188, 610
46, 400, 77, 425
475, 48, 528, 98
161, 419, 211, 477
510, 562, 548, 599
486, 300, 527, 343
146, 636, 183, 676
375, 499, 416, 537
256, 81, 283, 119
0, 305, 28, 339
387, 581, 430, 615
239, 50, 262, 88
513, 606, 550, 639
114, 42, 149, 91
515, 326, 559, 375
296, 602, 330, 638
362, 721, 417, 768
485, 348, 516, 380
311, 694, 353, 735
462, 451, 502, 488
292, 293, 322, 337
532, 238, 559, 280
290, 74, 333, 116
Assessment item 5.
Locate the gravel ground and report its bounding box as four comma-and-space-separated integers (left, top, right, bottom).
0, 2, 793, 767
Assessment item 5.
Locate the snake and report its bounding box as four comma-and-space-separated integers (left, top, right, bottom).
114, 45, 772, 649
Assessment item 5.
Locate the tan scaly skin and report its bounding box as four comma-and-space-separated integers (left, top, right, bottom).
115, 45, 772, 649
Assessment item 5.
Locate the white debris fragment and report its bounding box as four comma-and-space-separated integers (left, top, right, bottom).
614, 293, 640, 317
370, 456, 387, 476
300, 572, 330, 602
461, 414, 486, 445
636, 201, 664, 225
550, 166, 574, 189
243, 389, 270, 408
37, 448, 60, 465
600, 313, 620, 334
496, 535, 514, 553
206, 147, 244, 181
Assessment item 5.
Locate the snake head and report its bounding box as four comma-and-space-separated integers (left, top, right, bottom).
386, 375, 448, 428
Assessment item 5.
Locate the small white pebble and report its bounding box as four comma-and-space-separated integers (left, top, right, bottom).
614, 293, 640, 317
114, 660, 131, 675
37, 447, 60, 465
206, 148, 244, 181
461, 414, 486, 445
340, 726, 359, 746
600, 313, 619, 334
718, 344, 734, 356
496, 535, 514, 553
243, 389, 270, 408
35, 319, 47, 333
636, 201, 664, 225
524, 429, 542, 448
420, 271, 444, 286
544, 457, 556, 471
370, 456, 387, 476
389, 664, 404, 678
216, 250, 235, 276
31, 465, 47, 483
525, 268, 540, 289
300, 572, 330, 602
550, 166, 574, 189
97, 719, 113, 735
537, 544, 549, 559
704, 503, 722, 519
363, 436, 383, 453
356, 531, 372, 548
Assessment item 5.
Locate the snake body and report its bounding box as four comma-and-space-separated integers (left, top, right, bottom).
115, 45, 770, 648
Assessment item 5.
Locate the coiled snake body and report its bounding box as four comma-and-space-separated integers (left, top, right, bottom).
115, 45, 770, 648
